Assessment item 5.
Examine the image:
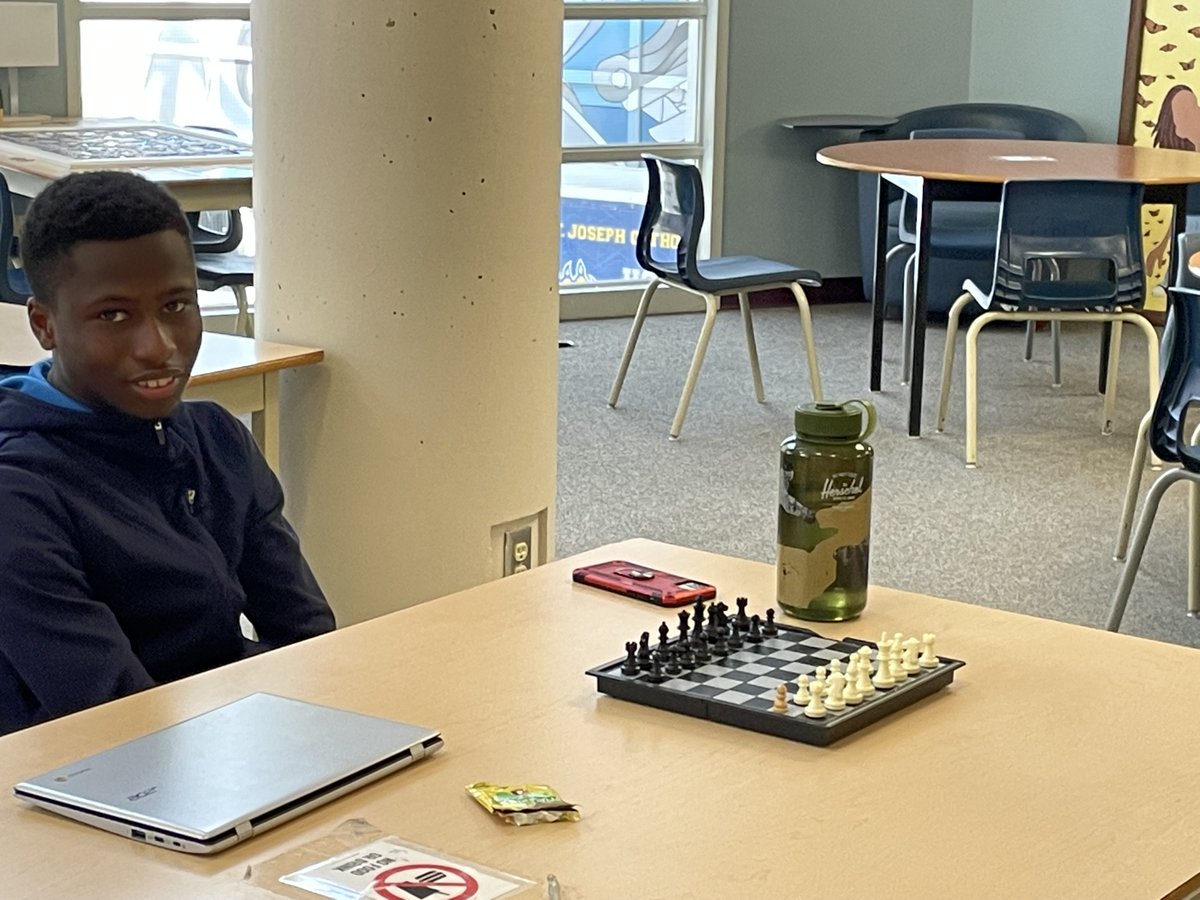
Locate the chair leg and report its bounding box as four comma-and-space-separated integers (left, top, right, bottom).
1107, 467, 1193, 631
232, 285, 253, 337
1050, 320, 1062, 387
1023, 321, 1035, 361
1101, 321, 1123, 435
609, 278, 661, 408
1122, 312, 1162, 464
1114, 409, 1152, 561
738, 291, 765, 402
937, 292, 973, 433
670, 293, 720, 439
788, 282, 823, 402
901, 253, 916, 386
1190, 479, 1200, 615
964, 312, 1000, 468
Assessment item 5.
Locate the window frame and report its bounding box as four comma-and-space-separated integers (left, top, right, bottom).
561, 0, 725, 299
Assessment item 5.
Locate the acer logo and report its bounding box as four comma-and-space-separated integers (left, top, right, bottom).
126, 787, 158, 802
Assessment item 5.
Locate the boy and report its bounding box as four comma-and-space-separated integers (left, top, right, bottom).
0, 171, 335, 735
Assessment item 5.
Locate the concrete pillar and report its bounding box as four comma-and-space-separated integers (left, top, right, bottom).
252, 1, 561, 625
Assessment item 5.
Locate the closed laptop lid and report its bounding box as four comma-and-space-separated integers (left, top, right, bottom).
13, 693, 442, 841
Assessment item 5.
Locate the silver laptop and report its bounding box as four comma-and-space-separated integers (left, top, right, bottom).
13, 693, 443, 854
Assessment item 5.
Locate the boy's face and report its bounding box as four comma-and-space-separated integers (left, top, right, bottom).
27, 229, 202, 420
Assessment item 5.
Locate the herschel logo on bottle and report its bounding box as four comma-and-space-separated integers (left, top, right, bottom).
821, 472, 865, 502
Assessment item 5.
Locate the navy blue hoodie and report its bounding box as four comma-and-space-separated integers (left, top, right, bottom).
0, 376, 335, 734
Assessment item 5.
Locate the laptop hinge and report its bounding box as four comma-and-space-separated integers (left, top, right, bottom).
234, 820, 253, 839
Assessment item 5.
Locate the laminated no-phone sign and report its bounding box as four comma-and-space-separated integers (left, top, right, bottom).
280, 836, 535, 900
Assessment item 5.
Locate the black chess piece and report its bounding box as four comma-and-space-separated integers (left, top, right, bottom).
711, 627, 728, 656
763, 608, 778, 636
677, 610, 690, 645
727, 620, 744, 648
707, 606, 721, 640
638, 632, 652, 669
693, 637, 711, 662
691, 616, 705, 645
646, 654, 665, 683
679, 644, 696, 668
665, 648, 682, 675
621, 641, 639, 675
693, 599, 706, 629
657, 621, 671, 655
747, 614, 764, 643
735, 596, 750, 629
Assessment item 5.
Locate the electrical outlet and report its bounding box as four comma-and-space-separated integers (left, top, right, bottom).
503, 525, 533, 577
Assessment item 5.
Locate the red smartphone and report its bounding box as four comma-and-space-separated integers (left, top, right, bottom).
572, 560, 717, 607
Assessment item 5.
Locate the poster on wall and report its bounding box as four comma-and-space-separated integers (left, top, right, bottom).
1120, 0, 1200, 311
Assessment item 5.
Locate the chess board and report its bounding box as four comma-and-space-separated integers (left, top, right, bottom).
588, 620, 964, 747
0, 125, 252, 169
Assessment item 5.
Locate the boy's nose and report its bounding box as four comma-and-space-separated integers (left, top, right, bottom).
131, 319, 175, 364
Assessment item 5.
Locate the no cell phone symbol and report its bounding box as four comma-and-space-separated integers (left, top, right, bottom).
371, 863, 480, 900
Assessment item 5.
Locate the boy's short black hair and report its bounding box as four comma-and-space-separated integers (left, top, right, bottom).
22, 171, 193, 304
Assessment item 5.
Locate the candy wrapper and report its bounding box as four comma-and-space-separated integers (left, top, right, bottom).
466, 782, 580, 826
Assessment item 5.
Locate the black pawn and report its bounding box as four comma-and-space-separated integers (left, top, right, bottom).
691, 616, 705, 645
621, 641, 639, 675
638, 632, 652, 669
727, 620, 744, 649
657, 621, 671, 655
711, 627, 728, 656
646, 655, 665, 683
665, 648, 682, 675
747, 614, 764, 643
693, 638, 711, 662
763, 608, 778, 636
707, 606, 721, 640
679, 644, 696, 668
735, 596, 751, 629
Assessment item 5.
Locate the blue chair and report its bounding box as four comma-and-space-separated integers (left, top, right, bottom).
191, 208, 254, 336
1107, 280, 1200, 631
0, 172, 31, 305
856, 103, 1087, 315
1113, 231, 1196, 563
935, 180, 1160, 467
893, 127, 1024, 386
608, 155, 823, 439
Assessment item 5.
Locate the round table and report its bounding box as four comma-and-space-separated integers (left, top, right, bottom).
816, 139, 1200, 436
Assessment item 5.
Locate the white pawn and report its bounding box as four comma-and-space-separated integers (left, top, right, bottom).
803, 682, 827, 719
919, 633, 940, 668
772, 682, 789, 712
843, 672, 863, 705
824, 672, 846, 711
795, 674, 812, 705
829, 659, 843, 678
872, 641, 896, 689
888, 641, 908, 680
856, 658, 875, 696
857, 645, 874, 675
901, 637, 922, 674
812, 666, 828, 697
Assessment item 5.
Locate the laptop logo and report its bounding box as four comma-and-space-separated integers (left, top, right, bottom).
127, 787, 159, 802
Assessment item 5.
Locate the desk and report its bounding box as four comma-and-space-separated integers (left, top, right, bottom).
817, 139, 1200, 436
2, 537, 1200, 899
0, 120, 252, 212
0, 304, 322, 470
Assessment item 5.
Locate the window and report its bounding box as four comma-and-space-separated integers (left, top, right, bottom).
560, 0, 721, 291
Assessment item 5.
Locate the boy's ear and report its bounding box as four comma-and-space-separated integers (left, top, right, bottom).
27, 298, 56, 352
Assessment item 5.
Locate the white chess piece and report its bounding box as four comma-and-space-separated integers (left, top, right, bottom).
854, 656, 875, 696
857, 645, 874, 675
813, 666, 828, 697
803, 682, 827, 719
843, 673, 863, 705
824, 672, 846, 711
918, 633, 940, 668
772, 682, 789, 712
901, 637, 921, 674
829, 659, 843, 677
888, 642, 908, 680
872, 640, 896, 689
795, 674, 812, 705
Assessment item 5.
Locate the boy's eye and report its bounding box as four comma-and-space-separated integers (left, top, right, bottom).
164, 299, 191, 313
98, 309, 129, 323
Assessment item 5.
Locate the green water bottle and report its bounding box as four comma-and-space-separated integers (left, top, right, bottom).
777, 400, 876, 622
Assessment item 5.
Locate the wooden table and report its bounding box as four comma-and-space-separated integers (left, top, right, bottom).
0, 120, 252, 212
0, 304, 321, 470
3, 537, 1200, 899
817, 139, 1200, 436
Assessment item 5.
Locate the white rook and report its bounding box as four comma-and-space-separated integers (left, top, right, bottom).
252, 1, 561, 624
